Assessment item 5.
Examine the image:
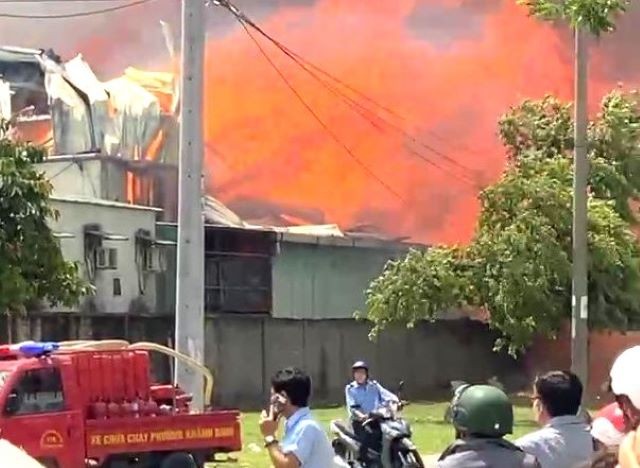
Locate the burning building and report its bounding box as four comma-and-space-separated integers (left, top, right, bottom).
1, 46, 180, 220
0, 45, 183, 316
0, 43, 416, 320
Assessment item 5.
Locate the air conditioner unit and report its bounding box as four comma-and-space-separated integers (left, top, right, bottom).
95, 247, 118, 270
143, 246, 165, 273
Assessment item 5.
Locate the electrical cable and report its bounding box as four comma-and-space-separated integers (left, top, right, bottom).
0, 0, 152, 19
47, 162, 74, 180
246, 20, 488, 160
238, 21, 406, 202
214, 0, 481, 187
267, 46, 479, 186
214, 0, 484, 160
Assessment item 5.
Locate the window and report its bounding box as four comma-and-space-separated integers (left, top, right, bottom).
113, 278, 122, 296
9, 368, 65, 414
204, 228, 274, 314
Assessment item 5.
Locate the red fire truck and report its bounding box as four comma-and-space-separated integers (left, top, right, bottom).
0, 340, 242, 467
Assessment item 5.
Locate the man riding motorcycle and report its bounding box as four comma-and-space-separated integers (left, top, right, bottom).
437, 384, 540, 468
345, 361, 399, 462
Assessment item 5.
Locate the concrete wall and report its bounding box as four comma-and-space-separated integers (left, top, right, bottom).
37, 155, 178, 221
37, 156, 126, 202
4, 313, 524, 409
272, 242, 408, 319
49, 198, 160, 314
206, 316, 524, 408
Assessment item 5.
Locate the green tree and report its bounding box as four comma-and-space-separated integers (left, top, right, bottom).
0, 119, 91, 320
364, 91, 640, 354
518, 0, 629, 35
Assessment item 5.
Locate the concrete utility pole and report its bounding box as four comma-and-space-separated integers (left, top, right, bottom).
571, 27, 589, 386
175, 0, 206, 411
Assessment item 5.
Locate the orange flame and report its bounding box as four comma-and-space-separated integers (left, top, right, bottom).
80, 0, 635, 243
200, 0, 585, 244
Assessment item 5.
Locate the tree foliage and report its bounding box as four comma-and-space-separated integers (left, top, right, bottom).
518, 0, 629, 36
0, 120, 91, 315
364, 90, 640, 354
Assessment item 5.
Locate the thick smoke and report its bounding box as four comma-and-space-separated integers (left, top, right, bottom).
1, 0, 639, 243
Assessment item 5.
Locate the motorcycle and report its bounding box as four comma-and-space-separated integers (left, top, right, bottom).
330, 382, 423, 468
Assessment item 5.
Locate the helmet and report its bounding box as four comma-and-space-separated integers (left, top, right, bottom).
592, 402, 626, 446
352, 361, 368, 372
450, 384, 513, 437
611, 346, 640, 410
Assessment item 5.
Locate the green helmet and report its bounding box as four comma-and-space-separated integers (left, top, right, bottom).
450, 384, 514, 437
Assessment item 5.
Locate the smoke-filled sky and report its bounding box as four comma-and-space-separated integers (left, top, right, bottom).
1, 0, 640, 244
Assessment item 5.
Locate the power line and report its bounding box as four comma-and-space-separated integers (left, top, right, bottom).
281, 55, 478, 186
215, 0, 485, 163
272, 47, 479, 186
0, 0, 152, 18
237, 21, 405, 202
263, 28, 488, 160
48, 162, 74, 180
215, 0, 480, 187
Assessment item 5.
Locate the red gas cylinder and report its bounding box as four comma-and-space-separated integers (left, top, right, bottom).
91, 401, 108, 420
140, 399, 158, 417
121, 401, 135, 417
107, 401, 122, 418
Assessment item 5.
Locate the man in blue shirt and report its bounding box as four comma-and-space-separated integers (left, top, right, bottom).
259, 367, 334, 468
346, 361, 398, 417
345, 361, 398, 462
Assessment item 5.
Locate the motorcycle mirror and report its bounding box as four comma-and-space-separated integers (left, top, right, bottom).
451, 380, 467, 392
398, 380, 405, 394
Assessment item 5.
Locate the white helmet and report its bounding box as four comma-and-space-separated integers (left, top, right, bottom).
610, 346, 640, 409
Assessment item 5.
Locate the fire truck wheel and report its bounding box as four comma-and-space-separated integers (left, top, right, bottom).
159, 452, 198, 468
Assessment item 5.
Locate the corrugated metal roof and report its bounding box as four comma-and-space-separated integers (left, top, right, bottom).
156, 221, 422, 249
50, 195, 162, 212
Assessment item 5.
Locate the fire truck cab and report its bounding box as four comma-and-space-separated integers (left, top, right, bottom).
0, 341, 241, 468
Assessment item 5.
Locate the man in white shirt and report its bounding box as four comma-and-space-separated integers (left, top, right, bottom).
516, 370, 594, 468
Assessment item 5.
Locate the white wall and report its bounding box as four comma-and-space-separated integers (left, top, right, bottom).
37, 157, 127, 203
48, 198, 159, 314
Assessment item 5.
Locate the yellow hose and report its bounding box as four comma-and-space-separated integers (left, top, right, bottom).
127, 342, 214, 406
64, 340, 130, 350
59, 340, 98, 347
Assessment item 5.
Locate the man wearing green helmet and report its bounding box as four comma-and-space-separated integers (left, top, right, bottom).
437, 384, 541, 468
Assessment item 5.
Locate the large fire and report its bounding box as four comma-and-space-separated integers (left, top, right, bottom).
65, 0, 640, 244
202, 0, 576, 244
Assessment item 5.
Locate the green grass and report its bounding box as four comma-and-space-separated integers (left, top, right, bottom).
209, 401, 537, 467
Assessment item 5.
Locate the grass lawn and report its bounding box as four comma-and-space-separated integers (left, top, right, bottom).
209, 401, 536, 467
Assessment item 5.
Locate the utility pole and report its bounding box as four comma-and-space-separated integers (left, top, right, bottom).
571, 27, 589, 386
175, 0, 206, 411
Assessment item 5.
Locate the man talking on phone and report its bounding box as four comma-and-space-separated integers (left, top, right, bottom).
259, 367, 334, 468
